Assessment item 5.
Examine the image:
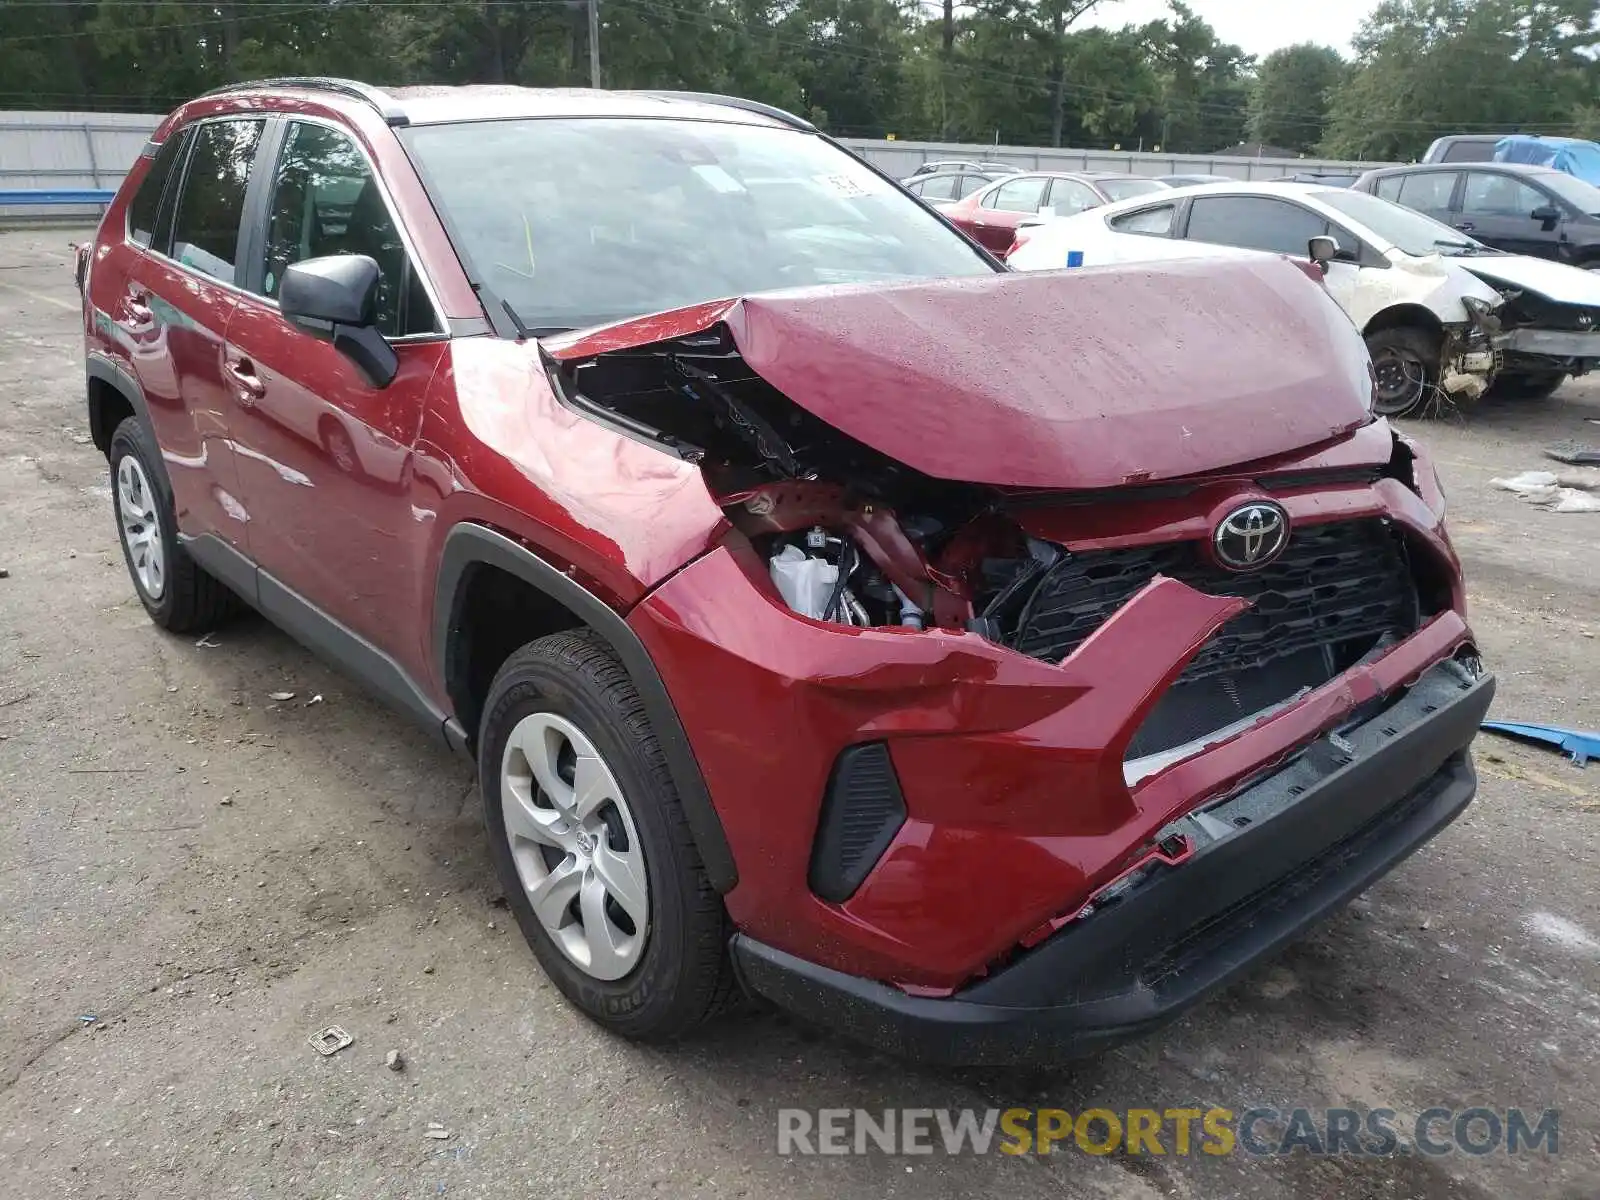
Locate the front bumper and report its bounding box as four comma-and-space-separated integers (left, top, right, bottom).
1494, 326, 1600, 362
731, 663, 1493, 1065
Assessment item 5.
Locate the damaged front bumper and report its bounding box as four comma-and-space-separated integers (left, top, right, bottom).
1493, 326, 1600, 364
731, 661, 1492, 1064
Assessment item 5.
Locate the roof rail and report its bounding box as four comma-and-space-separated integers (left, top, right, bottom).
197, 77, 408, 126
623, 90, 815, 132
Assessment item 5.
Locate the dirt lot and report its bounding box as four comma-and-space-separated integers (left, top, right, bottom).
2, 228, 1598, 1199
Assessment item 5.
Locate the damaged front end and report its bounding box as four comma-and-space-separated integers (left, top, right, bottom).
546, 264, 1489, 1060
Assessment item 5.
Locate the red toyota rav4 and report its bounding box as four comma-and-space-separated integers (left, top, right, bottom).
79, 79, 1493, 1064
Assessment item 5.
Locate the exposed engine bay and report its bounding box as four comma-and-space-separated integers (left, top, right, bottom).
552, 321, 1435, 761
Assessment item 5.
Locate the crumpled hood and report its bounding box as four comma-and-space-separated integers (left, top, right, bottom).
547, 259, 1374, 490
1457, 253, 1600, 307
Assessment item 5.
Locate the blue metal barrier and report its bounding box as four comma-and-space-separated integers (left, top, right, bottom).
0, 188, 115, 205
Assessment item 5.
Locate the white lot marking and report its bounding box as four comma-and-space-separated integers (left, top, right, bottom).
1523, 911, 1600, 954
0, 277, 76, 311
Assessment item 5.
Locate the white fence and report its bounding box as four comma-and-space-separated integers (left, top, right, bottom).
0, 109, 1395, 226
0, 111, 162, 223
839, 137, 1392, 181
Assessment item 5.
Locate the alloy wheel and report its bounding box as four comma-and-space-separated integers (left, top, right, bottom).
500, 712, 649, 981
116, 454, 166, 600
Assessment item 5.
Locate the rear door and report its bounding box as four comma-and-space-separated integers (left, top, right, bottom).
1457, 171, 1563, 258
221, 117, 447, 650
118, 117, 267, 546
967, 175, 1051, 251
1392, 170, 1460, 226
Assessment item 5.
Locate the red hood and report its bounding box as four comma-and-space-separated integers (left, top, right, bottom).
546, 260, 1375, 490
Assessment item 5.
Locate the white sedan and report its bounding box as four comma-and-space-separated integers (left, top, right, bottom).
1008, 181, 1600, 414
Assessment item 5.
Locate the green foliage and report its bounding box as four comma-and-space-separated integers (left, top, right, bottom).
1249, 43, 1347, 154
1321, 0, 1600, 160
1, 0, 1597, 157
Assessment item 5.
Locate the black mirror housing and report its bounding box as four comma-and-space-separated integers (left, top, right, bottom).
1531, 204, 1562, 230
279, 255, 399, 388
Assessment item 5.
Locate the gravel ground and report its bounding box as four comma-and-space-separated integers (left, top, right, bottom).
2, 228, 1598, 1200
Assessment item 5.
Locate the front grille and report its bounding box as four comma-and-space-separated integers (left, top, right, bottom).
1012, 520, 1419, 756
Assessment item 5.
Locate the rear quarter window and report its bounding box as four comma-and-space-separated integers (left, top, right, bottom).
1109, 204, 1175, 236
128, 133, 187, 248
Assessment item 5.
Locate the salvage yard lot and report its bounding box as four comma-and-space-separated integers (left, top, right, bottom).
1, 227, 1598, 1200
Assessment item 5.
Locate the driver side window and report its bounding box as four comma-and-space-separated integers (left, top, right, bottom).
259, 121, 436, 337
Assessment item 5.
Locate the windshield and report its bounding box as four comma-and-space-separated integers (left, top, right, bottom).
1317, 188, 1494, 256
1531, 170, 1600, 216
1098, 177, 1167, 201
404, 118, 994, 332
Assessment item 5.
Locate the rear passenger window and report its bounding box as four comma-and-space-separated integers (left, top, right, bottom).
169, 119, 264, 284
1374, 176, 1403, 202
259, 121, 436, 337
1395, 172, 1457, 211
916, 175, 959, 201
990, 176, 1049, 213
128, 133, 186, 249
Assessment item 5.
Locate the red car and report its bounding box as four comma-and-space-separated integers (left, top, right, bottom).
79, 80, 1492, 1064
942, 171, 1168, 253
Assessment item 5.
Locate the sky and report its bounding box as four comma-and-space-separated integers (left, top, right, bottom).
1083, 0, 1381, 58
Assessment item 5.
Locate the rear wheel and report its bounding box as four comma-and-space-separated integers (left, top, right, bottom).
109, 416, 237, 632
1365, 326, 1438, 417
479, 629, 735, 1040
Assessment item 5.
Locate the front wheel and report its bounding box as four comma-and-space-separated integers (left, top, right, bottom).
478, 629, 735, 1040
1365, 327, 1439, 417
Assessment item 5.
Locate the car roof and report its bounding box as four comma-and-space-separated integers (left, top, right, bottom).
1363, 161, 1559, 178
190, 79, 806, 131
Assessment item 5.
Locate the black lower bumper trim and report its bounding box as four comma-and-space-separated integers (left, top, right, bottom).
732, 664, 1493, 1065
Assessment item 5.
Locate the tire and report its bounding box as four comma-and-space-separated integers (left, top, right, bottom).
1364, 326, 1439, 418
109, 416, 237, 632
1487, 371, 1566, 402
478, 629, 735, 1040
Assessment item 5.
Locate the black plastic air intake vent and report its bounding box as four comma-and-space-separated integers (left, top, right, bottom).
808, 743, 908, 904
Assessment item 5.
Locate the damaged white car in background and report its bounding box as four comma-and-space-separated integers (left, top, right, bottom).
1006, 182, 1600, 415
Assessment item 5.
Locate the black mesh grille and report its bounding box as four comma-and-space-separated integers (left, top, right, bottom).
809, 743, 907, 903
1012, 520, 1420, 756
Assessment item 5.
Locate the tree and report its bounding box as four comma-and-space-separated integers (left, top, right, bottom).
1321, 0, 1600, 161
1248, 43, 1346, 154
1140, 2, 1252, 153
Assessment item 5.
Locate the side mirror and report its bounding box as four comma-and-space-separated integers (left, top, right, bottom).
279, 255, 399, 389
1531, 203, 1562, 231
1307, 235, 1340, 274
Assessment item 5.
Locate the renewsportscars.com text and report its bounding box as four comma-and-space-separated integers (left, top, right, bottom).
776, 1106, 1559, 1158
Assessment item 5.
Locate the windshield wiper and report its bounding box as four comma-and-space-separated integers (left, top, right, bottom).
1432, 238, 1484, 254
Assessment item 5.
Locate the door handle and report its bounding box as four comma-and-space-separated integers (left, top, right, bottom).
225, 357, 266, 399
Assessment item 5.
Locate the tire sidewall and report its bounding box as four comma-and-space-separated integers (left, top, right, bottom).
109, 417, 181, 626
478, 649, 702, 1037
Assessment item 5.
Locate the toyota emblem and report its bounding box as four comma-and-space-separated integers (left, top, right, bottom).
1212, 502, 1290, 571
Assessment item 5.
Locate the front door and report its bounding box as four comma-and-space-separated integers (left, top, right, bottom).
1457, 172, 1563, 259
221, 118, 447, 654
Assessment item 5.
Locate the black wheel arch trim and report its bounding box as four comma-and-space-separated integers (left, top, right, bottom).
433, 523, 739, 893
87, 353, 156, 456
